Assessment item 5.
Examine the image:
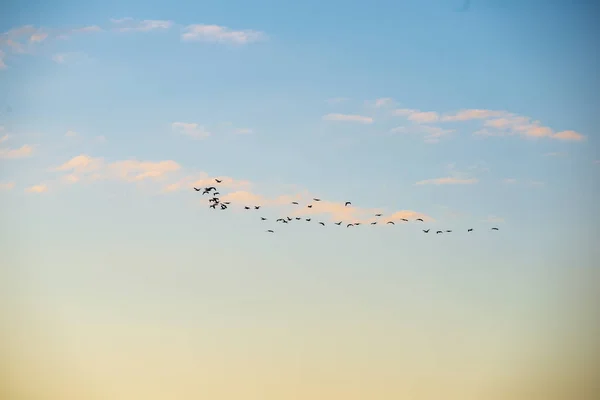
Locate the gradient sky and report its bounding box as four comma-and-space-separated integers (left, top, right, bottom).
1, 1, 599, 399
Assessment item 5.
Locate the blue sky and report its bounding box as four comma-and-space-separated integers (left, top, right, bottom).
1, 1, 599, 399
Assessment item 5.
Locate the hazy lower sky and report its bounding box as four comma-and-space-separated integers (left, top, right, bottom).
1, 1, 599, 399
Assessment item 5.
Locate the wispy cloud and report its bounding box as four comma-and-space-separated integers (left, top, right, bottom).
0, 181, 15, 191
373, 97, 394, 108
181, 24, 266, 44
171, 122, 210, 139
0, 133, 9, 143
390, 125, 454, 144
25, 184, 47, 193
110, 18, 173, 32
394, 108, 439, 123
322, 113, 373, 124
415, 177, 478, 185
0, 144, 34, 159
65, 130, 78, 137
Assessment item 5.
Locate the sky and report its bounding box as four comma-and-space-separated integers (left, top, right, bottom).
1, 1, 599, 399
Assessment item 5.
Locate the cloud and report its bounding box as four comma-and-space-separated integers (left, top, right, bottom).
65, 130, 77, 137
54, 154, 181, 184
181, 24, 266, 44
234, 128, 253, 135
394, 108, 439, 123
390, 125, 454, 143
25, 184, 47, 193
415, 177, 478, 185
322, 113, 373, 124
171, 122, 210, 139
441, 109, 508, 122
0, 144, 34, 159
110, 18, 173, 32
29, 33, 48, 43
552, 130, 585, 141
0, 50, 5, 69
0, 181, 15, 191
0, 133, 9, 143
373, 98, 394, 108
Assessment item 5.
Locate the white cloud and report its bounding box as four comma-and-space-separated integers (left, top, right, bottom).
25, 184, 47, 193
0, 181, 15, 191
181, 24, 266, 44
171, 122, 210, 139
110, 18, 173, 32
65, 130, 77, 137
373, 97, 393, 108
0, 144, 34, 159
322, 113, 373, 124
394, 108, 439, 123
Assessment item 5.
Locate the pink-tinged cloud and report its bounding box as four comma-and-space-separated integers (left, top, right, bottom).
171, 122, 210, 139
0, 181, 15, 191
441, 109, 509, 122
552, 130, 585, 141
182, 24, 266, 44
393, 108, 439, 123
25, 184, 47, 193
373, 97, 393, 107
322, 113, 373, 124
0, 144, 34, 159
415, 177, 479, 185
111, 18, 173, 32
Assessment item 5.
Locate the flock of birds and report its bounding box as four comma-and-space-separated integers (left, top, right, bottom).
194, 179, 501, 235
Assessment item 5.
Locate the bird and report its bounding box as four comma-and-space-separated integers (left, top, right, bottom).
220, 204, 227, 210
335, 221, 342, 225
282, 219, 289, 224
354, 222, 361, 226
445, 230, 452, 233
254, 206, 260, 210
371, 222, 377, 225
276, 218, 284, 222
266, 230, 274, 233
416, 218, 424, 222
319, 222, 325, 226
386, 221, 395, 225
492, 227, 499, 231
193, 187, 201, 191
305, 218, 311, 222
423, 229, 430, 233
209, 197, 219, 203
291, 201, 299, 205
401, 218, 408, 222
213, 192, 220, 196
295, 217, 301, 220
244, 206, 250, 210
467, 228, 473, 232
287, 217, 292, 221
347, 223, 353, 227
209, 203, 217, 209
313, 198, 321, 201
307, 205, 313, 208
375, 213, 382, 217
345, 202, 351, 206
215, 179, 222, 183
261, 217, 267, 221
223, 202, 231, 205
436, 230, 443, 234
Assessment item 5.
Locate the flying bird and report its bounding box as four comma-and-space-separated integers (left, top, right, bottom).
213, 192, 220, 196
319, 222, 325, 226
386, 221, 395, 225
354, 222, 361, 226
423, 229, 430, 233
436, 230, 443, 234
307, 205, 313, 208
292, 202, 299, 205
244, 206, 250, 210
371, 222, 377, 225
401, 218, 408, 222
295, 217, 301, 220
445, 230, 452, 233
266, 230, 274, 233
345, 202, 351, 206
347, 223, 353, 227
209, 203, 217, 209
254, 206, 260, 209
223, 202, 231, 205
416, 218, 424, 222
287, 217, 292, 221
313, 198, 321, 202
335, 221, 342, 225
375, 213, 382, 217
261, 217, 267, 221
276, 218, 284, 222
492, 227, 499, 231
220, 204, 227, 210
467, 228, 473, 232
193, 187, 201, 191
306, 218, 311, 222
215, 179, 222, 183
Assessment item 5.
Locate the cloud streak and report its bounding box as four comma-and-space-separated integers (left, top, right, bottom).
171, 122, 210, 140
415, 177, 478, 185
181, 24, 266, 44
0, 144, 34, 159
322, 113, 373, 124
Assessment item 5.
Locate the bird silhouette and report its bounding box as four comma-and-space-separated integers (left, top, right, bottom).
295, 217, 301, 220
254, 206, 260, 210
209, 203, 217, 209
491, 227, 499, 231
266, 230, 274, 233
313, 198, 321, 202
319, 222, 325, 226
223, 201, 231, 205
436, 230, 443, 234
335, 221, 342, 225
307, 205, 313, 208
291, 201, 299, 205
345, 202, 351, 206
215, 179, 222, 183
261, 217, 267, 221
416, 218, 424, 222
276, 218, 284, 222
371, 222, 377, 225
282, 219, 289, 224
287, 217, 292, 221
401, 218, 408, 222
375, 213, 382, 217
347, 223, 353, 227
445, 230, 452, 233
306, 218, 311, 222
244, 206, 250, 210
220, 204, 227, 210
386, 221, 395, 225
423, 229, 430, 233
467, 228, 473, 232
193, 187, 201, 191
354, 222, 361, 226
213, 192, 220, 196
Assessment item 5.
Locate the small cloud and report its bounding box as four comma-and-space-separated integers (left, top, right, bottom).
234, 128, 253, 135
322, 113, 373, 124
503, 178, 517, 184
481, 215, 504, 224
394, 108, 439, 123
110, 18, 173, 32
373, 98, 393, 108
415, 177, 478, 185
29, 32, 48, 43
25, 184, 47, 193
441, 109, 508, 122
181, 24, 266, 44
0, 133, 9, 143
163, 174, 250, 193
0, 181, 15, 191
553, 130, 585, 141
0, 144, 34, 159
391, 125, 454, 143
71, 25, 102, 34
171, 122, 210, 139
65, 130, 77, 137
